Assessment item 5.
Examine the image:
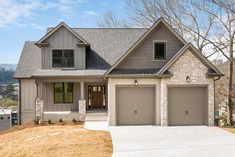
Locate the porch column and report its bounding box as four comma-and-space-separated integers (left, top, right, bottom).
80, 81, 85, 100
35, 81, 44, 122
79, 81, 86, 121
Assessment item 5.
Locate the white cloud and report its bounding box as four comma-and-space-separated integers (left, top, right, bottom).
0, 0, 41, 28
83, 10, 97, 16
0, 0, 88, 28
46, 0, 88, 17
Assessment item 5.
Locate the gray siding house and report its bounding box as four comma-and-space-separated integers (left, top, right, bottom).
14, 18, 223, 126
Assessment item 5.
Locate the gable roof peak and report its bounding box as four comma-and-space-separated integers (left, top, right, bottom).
156, 43, 224, 77
105, 17, 187, 76
35, 21, 89, 48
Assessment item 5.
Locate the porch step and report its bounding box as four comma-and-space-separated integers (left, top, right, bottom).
85, 112, 108, 121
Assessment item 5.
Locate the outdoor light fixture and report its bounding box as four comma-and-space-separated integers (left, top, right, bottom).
134, 80, 138, 86
186, 76, 190, 83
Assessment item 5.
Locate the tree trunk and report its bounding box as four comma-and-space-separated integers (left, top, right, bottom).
228, 40, 234, 126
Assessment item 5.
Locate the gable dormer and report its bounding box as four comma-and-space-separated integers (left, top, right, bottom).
35, 22, 89, 70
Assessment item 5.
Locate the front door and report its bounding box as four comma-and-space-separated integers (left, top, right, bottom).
91, 90, 103, 108
88, 85, 106, 109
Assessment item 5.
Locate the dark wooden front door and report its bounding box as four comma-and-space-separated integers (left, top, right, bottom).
91, 91, 103, 108
88, 85, 106, 109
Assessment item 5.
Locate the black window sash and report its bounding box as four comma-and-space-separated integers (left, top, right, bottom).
52, 50, 74, 67
154, 42, 166, 60
54, 82, 73, 103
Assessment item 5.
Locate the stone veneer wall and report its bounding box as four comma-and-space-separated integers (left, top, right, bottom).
160, 49, 214, 126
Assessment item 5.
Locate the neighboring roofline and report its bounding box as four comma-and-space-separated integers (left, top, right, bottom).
13, 77, 33, 79
35, 22, 89, 47
156, 43, 224, 76
104, 17, 187, 75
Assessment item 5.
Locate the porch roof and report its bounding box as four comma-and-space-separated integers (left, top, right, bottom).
31, 69, 106, 78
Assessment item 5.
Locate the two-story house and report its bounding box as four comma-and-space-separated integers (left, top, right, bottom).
14, 18, 223, 126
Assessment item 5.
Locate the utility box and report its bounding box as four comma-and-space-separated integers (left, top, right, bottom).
11, 111, 18, 126
0, 109, 12, 132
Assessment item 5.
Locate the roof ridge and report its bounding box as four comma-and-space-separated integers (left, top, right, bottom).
47, 27, 148, 30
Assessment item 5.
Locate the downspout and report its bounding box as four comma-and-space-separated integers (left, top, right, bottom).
34, 80, 39, 118
18, 80, 21, 125
214, 76, 221, 126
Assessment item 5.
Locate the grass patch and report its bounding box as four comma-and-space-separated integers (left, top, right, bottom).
0, 98, 17, 108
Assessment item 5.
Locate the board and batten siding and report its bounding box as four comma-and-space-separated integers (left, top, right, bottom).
39, 82, 80, 112
41, 26, 86, 69
20, 79, 37, 123
117, 23, 184, 69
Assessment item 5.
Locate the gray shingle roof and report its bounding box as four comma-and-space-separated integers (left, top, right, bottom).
14, 41, 41, 78
14, 28, 147, 78
110, 68, 160, 75
74, 28, 147, 66
31, 69, 106, 77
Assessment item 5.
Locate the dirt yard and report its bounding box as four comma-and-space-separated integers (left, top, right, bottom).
0, 124, 112, 157
224, 127, 235, 134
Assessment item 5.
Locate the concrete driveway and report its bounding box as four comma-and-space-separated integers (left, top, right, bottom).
109, 126, 235, 157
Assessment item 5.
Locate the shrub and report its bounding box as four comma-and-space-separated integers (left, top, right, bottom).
72, 118, 77, 123
0, 98, 17, 108
47, 119, 52, 124
34, 118, 39, 125
219, 107, 228, 127
59, 119, 63, 123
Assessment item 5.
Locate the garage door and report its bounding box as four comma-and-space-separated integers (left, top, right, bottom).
168, 87, 207, 126
116, 86, 155, 125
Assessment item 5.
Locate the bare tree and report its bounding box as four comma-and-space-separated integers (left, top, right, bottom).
97, 11, 130, 28
125, 0, 220, 57
189, 0, 235, 126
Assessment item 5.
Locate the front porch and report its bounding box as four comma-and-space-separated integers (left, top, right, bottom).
42, 110, 108, 122
35, 78, 108, 121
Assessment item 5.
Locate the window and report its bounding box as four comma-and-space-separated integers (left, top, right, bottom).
54, 82, 73, 103
52, 50, 74, 67
154, 42, 166, 60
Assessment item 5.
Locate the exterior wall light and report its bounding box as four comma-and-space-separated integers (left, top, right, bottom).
134, 80, 138, 86
186, 76, 190, 83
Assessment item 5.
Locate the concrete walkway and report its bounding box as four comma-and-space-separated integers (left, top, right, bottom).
84, 121, 109, 131
109, 126, 235, 157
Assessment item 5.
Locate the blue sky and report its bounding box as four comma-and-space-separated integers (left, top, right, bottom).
0, 0, 126, 64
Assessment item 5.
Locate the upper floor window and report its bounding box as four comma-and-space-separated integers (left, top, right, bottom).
154, 42, 166, 60
52, 50, 74, 67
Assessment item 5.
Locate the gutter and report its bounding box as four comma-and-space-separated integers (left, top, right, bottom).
18, 80, 21, 125
214, 76, 221, 81
34, 80, 39, 118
